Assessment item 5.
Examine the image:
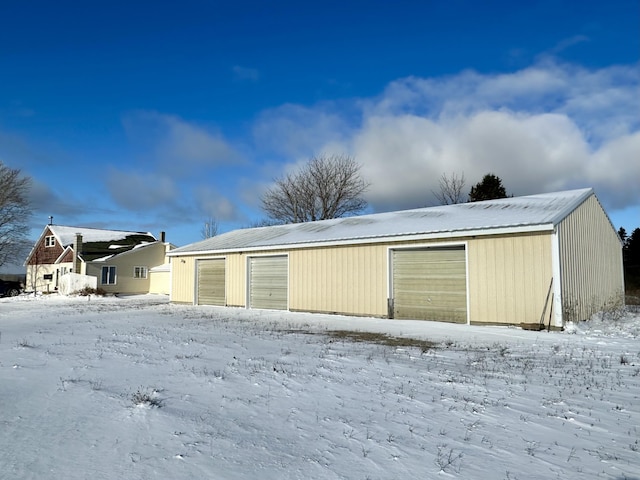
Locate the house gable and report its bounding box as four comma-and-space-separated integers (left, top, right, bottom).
58, 247, 75, 264
26, 227, 65, 266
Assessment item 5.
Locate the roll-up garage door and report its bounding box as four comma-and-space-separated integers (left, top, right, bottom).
392, 246, 467, 323
197, 258, 225, 306
249, 255, 288, 310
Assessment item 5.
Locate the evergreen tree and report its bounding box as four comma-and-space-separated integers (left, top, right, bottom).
468, 173, 509, 202
627, 228, 640, 266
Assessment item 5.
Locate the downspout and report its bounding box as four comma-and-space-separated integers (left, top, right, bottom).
550, 229, 563, 328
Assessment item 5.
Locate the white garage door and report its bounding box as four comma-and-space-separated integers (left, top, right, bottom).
392, 246, 467, 323
249, 255, 288, 310
197, 258, 225, 306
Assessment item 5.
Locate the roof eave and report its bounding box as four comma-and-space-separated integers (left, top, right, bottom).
168, 223, 555, 257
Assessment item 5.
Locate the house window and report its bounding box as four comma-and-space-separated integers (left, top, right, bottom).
45, 236, 56, 247
133, 266, 148, 279
101, 266, 116, 285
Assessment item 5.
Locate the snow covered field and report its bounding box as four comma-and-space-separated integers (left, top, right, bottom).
1, 294, 638, 480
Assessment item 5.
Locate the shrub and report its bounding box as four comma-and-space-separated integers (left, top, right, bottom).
131, 387, 162, 408
75, 286, 107, 297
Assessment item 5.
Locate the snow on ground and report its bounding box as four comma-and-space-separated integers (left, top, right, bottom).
1, 294, 639, 480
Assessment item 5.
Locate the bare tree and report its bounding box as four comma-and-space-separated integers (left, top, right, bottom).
433, 172, 466, 205
261, 154, 369, 224
200, 217, 219, 239
0, 161, 32, 270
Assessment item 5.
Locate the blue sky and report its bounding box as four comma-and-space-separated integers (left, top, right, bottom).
1, 0, 638, 249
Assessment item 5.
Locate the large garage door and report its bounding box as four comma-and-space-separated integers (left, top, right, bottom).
197, 258, 225, 306
392, 246, 467, 323
249, 255, 288, 310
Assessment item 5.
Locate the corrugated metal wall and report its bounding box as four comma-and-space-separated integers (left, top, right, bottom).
467, 232, 553, 325
171, 256, 196, 303
170, 232, 559, 326
557, 195, 624, 322
289, 244, 387, 317
225, 254, 246, 307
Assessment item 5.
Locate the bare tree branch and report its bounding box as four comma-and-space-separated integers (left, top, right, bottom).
432, 172, 466, 205
261, 154, 369, 224
200, 217, 219, 239
0, 161, 32, 269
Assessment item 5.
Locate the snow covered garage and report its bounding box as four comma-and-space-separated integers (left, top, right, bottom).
168, 188, 624, 328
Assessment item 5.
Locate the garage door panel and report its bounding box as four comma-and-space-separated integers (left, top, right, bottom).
393, 247, 467, 323
249, 256, 288, 310
197, 259, 225, 306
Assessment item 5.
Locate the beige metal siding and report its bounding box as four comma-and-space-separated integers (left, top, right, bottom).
170, 253, 245, 306
170, 232, 557, 326
557, 195, 624, 322
171, 256, 196, 303
226, 253, 246, 307
392, 247, 467, 323
289, 244, 387, 317
197, 259, 225, 305
249, 256, 288, 310
467, 232, 553, 325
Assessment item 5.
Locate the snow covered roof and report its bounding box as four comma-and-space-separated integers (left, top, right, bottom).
48, 226, 156, 248
170, 188, 598, 255
25, 225, 158, 264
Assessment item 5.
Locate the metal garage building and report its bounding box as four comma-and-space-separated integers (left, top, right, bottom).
168, 188, 624, 328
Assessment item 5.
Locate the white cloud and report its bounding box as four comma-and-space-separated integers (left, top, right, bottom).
194, 186, 240, 222
253, 103, 352, 160
122, 111, 245, 171
253, 59, 639, 214
106, 169, 179, 211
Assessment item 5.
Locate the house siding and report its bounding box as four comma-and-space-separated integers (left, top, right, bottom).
85, 243, 167, 294
26, 262, 74, 293
557, 195, 624, 322
149, 269, 170, 295
26, 227, 64, 266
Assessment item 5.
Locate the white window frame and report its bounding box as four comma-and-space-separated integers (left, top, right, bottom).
45, 236, 56, 247
101, 266, 117, 285
133, 266, 148, 279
